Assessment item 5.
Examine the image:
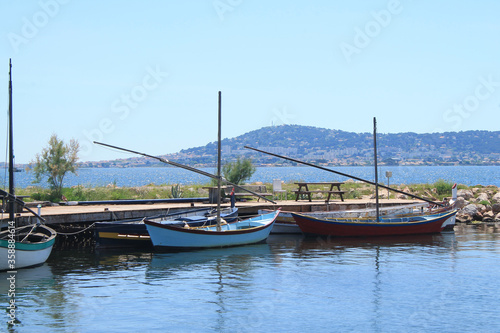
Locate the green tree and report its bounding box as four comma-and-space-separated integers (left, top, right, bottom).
222, 157, 256, 185
29, 134, 80, 197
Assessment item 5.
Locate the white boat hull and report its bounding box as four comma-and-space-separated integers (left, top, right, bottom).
271, 221, 302, 234
0, 225, 57, 271
145, 211, 279, 249
0, 243, 54, 271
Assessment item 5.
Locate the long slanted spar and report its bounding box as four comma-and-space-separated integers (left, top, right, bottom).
93, 141, 277, 204
244, 146, 444, 207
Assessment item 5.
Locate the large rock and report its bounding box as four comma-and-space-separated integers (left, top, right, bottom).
472, 188, 482, 195
456, 213, 472, 223
492, 192, 500, 204
482, 211, 495, 222
457, 189, 474, 200
476, 204, 488, 213
460, 204, 483, 221
495, 213, 500, 222
454, 197, 467, 209
492, 203, 500, 214
461, 204, 479, 216
476, 192, 490, 203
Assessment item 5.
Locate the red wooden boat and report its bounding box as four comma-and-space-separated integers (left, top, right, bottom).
291, 210, 458, 237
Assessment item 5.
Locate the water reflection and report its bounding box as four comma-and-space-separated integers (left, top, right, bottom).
265, 232, 459, 259
46, 249, 153, 275
0, 264, 59, 331
145, 244, 276, 332
3, 229, 499, 332
265, 232, 461, 332
146, 244, 272, 280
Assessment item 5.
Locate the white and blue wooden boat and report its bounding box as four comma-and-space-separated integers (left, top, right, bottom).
0, 223, 56, 271
144, 210, 280, 250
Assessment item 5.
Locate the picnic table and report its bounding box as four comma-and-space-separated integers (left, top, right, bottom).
202, 186, 230, 204
292, 182, 345, 202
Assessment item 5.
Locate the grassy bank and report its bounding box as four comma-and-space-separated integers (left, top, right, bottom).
14, 179, 463, 203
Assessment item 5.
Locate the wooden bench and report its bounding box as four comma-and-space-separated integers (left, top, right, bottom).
233, 185, 273, 202
293, 182, 345, 203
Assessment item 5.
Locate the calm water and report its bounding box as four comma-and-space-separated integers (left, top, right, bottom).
2, 226, 499, 332
3, 165, 500, 189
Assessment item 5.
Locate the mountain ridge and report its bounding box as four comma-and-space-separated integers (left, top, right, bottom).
81, 125, 500, 167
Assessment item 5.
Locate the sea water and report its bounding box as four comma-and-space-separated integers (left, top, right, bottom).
1, 225, 499, 332
4, 165, 500, 188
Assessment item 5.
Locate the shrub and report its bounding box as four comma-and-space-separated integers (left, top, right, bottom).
222, 157, 256, 185
434, 179, 454, 196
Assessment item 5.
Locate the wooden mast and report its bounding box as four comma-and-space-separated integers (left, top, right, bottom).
8, 59, 15, 222
373, 117, 380, 222
216, 91, 222, 231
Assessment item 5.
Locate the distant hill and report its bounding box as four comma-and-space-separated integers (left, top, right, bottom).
82, 125, 500, 167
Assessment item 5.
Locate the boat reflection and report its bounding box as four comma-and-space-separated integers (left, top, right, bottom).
146, 243, 272, 279
0, 263, 54, 290
264, 231, 458, 258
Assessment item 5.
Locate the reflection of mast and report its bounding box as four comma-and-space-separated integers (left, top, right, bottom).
214, 258, 227, 331
372, 246, 382, 332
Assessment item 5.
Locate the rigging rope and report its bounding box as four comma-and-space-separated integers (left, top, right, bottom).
20, 224, 37, 242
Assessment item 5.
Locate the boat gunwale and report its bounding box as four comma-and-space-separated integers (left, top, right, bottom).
0, 225, 56, 250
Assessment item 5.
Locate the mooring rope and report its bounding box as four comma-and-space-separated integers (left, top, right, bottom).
20, 224, 37, 242
56, 223, 96, 236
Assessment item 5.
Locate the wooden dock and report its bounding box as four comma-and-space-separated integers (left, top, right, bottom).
1, 198, 424, 227
0, 198, 425, 248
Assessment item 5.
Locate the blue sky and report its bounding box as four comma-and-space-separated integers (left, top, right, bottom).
1, 0, 499, 163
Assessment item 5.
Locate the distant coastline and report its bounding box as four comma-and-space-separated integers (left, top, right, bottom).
77, 160, 500, 168
4, 165, 500, 189
5, 161, 500, 171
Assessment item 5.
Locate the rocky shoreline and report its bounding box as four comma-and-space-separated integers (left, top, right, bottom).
454, 186, 500, 224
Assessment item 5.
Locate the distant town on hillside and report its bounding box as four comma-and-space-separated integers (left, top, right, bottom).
78, 125, 500, 168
